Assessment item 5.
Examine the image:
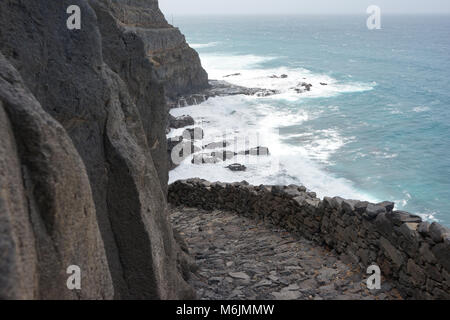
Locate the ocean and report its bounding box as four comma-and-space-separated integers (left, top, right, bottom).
167, 15, 450, 226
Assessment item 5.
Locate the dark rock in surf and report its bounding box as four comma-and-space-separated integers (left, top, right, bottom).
226, 163, 247, 172
300, 82, 313, 91
169, 114, 195, 129
224, 73, 241, 78
256, 89, 279, 97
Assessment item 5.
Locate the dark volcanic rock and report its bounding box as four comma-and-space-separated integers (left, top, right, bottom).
224, 73, 241, 78
387, 211, 422, 226
0, 0, 195, 299
206, 80, 263, 96
102, 0, 209, 100
169, 114, 195, 129
300, 82, 313, 91
168, 80, 281, 108
255, 89, 279, 97
226, 164, 247, 172
0, 53, 113, 299
269, 74, 288, 79
364, 204, 386, 220
429, 222, 449, 243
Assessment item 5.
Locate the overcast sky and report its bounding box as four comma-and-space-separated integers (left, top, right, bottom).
160, 0, 450, 15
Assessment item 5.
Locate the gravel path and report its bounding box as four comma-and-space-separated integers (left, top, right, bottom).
170, 205, 403, 300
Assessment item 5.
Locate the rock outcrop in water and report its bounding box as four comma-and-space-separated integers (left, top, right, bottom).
0, 0, 200, 299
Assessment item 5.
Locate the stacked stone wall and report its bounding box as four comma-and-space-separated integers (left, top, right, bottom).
169, 179, 450, 299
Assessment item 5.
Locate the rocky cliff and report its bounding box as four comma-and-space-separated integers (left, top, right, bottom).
104, 0, 209, 100
0, 0, 203, 299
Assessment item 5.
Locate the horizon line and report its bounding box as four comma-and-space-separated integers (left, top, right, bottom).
163, 12, 450, 16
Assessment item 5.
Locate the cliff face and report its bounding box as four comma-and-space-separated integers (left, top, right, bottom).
106, 0, 209, 100
0, 0, 200, 299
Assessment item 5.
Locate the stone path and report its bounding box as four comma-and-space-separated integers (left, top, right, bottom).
170, 205, 403, 300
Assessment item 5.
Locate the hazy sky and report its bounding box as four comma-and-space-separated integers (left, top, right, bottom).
160, 0, 450, 15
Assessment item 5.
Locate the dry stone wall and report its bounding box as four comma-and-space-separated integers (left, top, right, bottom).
169, 178, 450, 300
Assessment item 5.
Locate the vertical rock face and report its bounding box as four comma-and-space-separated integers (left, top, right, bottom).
0, 0, 197, 299
103, 0, 209, 100
0, 53, 114, 299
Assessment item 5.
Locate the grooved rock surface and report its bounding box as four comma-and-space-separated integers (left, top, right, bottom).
0, 53, 113, 299
0, 0, 197, 299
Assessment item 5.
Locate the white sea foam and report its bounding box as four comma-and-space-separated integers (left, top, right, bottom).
200, 53, 374, 100
169, 95, 377, 202
168, 52, 380, 202
413, 106, 431, 113
189, 42, 220, 49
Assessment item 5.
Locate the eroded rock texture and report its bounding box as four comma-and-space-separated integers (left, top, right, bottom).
0, 0, 201, 299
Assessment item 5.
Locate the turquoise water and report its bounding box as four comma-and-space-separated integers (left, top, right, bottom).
169, 15, 450, 226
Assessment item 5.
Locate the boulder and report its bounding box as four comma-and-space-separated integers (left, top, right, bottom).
226, 164, 247, 172
364, 203, 387, 220
386, 211, 422, 226
300, 82, 313, 91
429, 222, 449, 243
418, 221, 431, 236
223, 73, 241, 78
168, 114, 195, 129
377, 201, 395, 212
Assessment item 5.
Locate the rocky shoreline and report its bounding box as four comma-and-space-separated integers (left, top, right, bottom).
166, 79, 280, 109
164, 52, 450, 300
